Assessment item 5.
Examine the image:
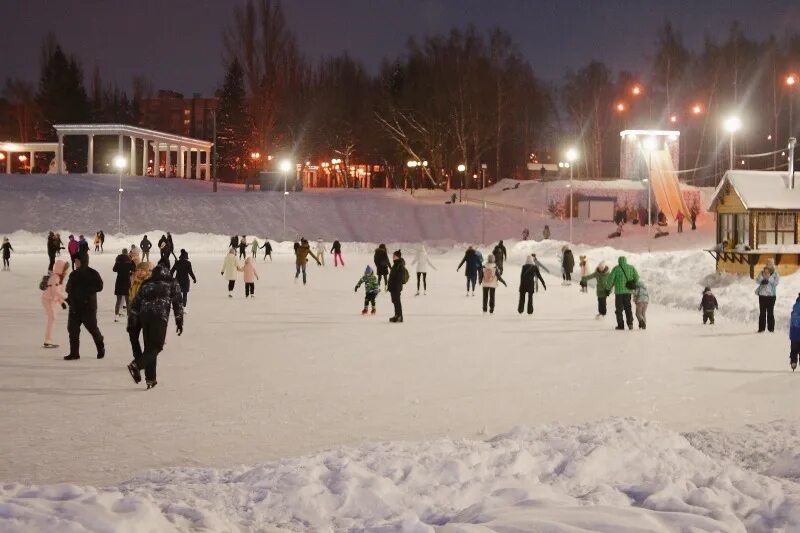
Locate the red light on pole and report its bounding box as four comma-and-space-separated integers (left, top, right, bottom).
631, 84, 642, 96
616, 102, 626, 112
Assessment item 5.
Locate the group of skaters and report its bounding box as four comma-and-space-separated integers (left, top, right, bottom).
608, 207, 696, 240
229, 235, 274, 262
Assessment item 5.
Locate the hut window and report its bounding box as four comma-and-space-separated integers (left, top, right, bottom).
719, 213, 749, 247
757, 212, 796, 246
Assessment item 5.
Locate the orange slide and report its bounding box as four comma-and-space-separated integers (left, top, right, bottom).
647, 150, 690, 220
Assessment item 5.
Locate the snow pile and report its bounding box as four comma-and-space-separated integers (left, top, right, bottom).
1, 418, 798, 532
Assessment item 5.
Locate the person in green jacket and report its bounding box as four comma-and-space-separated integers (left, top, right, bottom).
581, 261, 611, 319
355, 265, 380, 315
604, 256, 639, 330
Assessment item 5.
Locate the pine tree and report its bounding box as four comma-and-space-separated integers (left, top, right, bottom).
216, 58, 252, 179
36, 44, 89, 141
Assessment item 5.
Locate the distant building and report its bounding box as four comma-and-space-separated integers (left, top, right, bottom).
138, 90, 217, 141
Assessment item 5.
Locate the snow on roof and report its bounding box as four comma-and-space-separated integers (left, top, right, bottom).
708, 170, 800, 210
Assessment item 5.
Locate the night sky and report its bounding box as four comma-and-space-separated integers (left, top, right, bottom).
1, 0, 796, 97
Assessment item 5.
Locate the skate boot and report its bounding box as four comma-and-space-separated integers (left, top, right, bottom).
792, 361, 797, 372
64, 354, 80, 360
146, 380, 157, 390
362, 308, 368, 315
127, 361, 141, 384
371, 307, 376, 315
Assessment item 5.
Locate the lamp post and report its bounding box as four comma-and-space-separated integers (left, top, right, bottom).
723, 116, 742, 171
457, 164, 466, 202
565, 148, 578, 245
642, 137, 657, 252
279, 159, 292, 240
113, 156, 127, 234
787, 74, 798, 138
211, 109, 218, 192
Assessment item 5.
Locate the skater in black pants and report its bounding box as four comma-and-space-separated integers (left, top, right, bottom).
140, 235, 152, 263
238, 236, 247, 260
1, 237, 13, 270
64, 254, 105, 360
518, 255, 546, 314
171, 249, 197, 307
374, 244, 391, 289
756, 260, 779, 332
260, 240, 272, 261
481, 254, 507, 314
604, 256, 639, 330
388, 250, 406, 322
127, 264, 183, 389
47, 232, 59, 272
112, 248, 135, 321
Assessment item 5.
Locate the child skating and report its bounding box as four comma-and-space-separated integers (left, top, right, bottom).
578, 255, 589, 293
481, 254, 507, 314
242, 257, 259, 298
633, 279, 649, 330
700, 287, 718, 324
354, 265, 380, 315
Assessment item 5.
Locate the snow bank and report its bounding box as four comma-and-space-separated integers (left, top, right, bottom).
1, 418, 798, 532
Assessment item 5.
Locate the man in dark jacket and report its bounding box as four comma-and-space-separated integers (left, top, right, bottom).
78, 235, 89, 255
561, 246, 575, 283
157, 234, 169, 263
166, 232, 177, 262
457, 247, 482, 295
112, 249, 135, 320
374, 244, 391, 289
140, 235, 152, 263
387, 250, 406, 323
518, 256, 547, 314
492, 241, 508, 275
171, 249, 197, 307
127, 264, 184, 389
64, 253, 105, 360
230, 235, 239, 252
47, 232, 60, 271
260, 240, 272, 261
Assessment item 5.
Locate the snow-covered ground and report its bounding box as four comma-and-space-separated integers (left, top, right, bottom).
1, 237, 800, 531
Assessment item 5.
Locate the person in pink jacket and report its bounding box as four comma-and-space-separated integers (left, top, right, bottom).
242, 257, 259, 298
42, 259, 69, 348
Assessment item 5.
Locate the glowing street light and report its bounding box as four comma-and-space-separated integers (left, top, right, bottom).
407, 160, 418, 168
457, 164, 466, 172
669, 114, 678, 124
723, 116, 742, 171
616, 102, 626, 112
631, 84, 642, 96
565, 147, 578, 244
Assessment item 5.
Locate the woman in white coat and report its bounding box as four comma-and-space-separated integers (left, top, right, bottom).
412, 244, 437, 296
221, 248, 240, 298
42, 259, 69, 348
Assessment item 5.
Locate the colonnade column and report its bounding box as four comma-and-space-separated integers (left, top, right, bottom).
205, 149, 211, 180
153, 144, 160, 177
166, 145, 172, 178
29, 152, 34, 174
142, 139, 149, 176
57, 134, 64, 174
130, 136, 136, 175
178, 146, 185, 178
194, 150, 200, 179
87, 134, 94, 175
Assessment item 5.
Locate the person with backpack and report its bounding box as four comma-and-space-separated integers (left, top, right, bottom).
700, 287, 719, 325
41, 259, 69, 348
242, 257, 259, 298
518, 255, 546, 314
1, 237, 13, 271
260, 239, 273, 261
63, 254, 105, 360
171, 249, 197, 307
126, 264, 184, 390
790, 294, 800, 371
756, 260, 779, 333
295, 238, 321, 285
492, 241, 508, 275
604, 256, 639, 331
221, 249, 240, 297
561, 246, 575, 285
457, 246, 481, 296
412, 244, 436, 296
633, 280, 649, 330
67, 235, 79, 270
581, 261, 611, 319
140, 235, 152, 263
387, 249, 407, 323
374, 244, 391, 289
112, 248, 136, 322
331, 240, 344, 267
355, 265, 380, 315
481, 254, 507, 314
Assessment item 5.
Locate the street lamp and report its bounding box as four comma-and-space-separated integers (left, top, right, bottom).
641, 137, 657, 251
691, 104, 703, 115
457, 164, 466, 202
631, 84, 642, 96
279, 159, 292, 239
723, 116, 742, 171
113, 156, 127, 234
565, 147, 578, 245
616, 102, 626, 113
787, 74, 798, 138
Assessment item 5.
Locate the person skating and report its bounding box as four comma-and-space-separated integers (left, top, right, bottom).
700, 287, 718, 325
1, 237, 13, 270
238, 236, 248, 260
126, 263, 184, 390
457, 246, 481, 296
354, 265, 380, 315
561, 246, 575, 285
140, 235, 152, 263
518, 255, 546, 314
221, 249, 240, 297
42, 259, 68, 348
112, 248, 136, 322
530, 253, 549, 292
78, 234, 89, 255
55, 232, 64, 256
157, 234, 169, 263
260, 239, 273, 261
295, 238, 321, 285
315, 238, 326, 266
475, 248, 484, 285
242, 257, 259, 298
229, 235, 239, 252
633, 279, 649, 330
756, 259, 779, 333
331, 240, 344, 267
98, 230, 105, 253
93, 232, 101, 252
412, 244, 437, 295
604, 256, 639, 331
676, 211, 685, 233
67, 235, 79, 270
171, 249, 197, 307
387, 249, 407, 323
250, 238, 259, 259
492, 241, 507, 275
63, 254, 105, 360
581, 262, 611, 319
374, 244, 391, 289
129, 262, 152, 303
166, 232, 177, 263
578, 255, 589, 293
790, 294, 800, 371
481, 254, 507, 314
128, 244, 141, 266
47, 231, 59, 272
